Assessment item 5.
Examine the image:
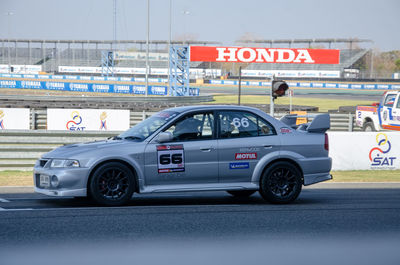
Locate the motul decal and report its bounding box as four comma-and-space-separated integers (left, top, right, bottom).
235, 153, 257, 160
190, 46, 340, 64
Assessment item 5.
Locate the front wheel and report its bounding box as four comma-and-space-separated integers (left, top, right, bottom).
89, 162, 135, 206
259, 162, 302, 204
362, 122, 376, 132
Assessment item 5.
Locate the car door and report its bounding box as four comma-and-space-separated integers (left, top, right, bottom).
217, 110, 280, 183
380, 93, 400, 130
144, 111, 218, 186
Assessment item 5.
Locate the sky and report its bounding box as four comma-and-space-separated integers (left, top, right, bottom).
0, 0, 399, 51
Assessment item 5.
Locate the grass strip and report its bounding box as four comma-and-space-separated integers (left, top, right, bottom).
208, 95, 374, 112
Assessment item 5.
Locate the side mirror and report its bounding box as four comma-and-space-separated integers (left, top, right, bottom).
157, 132, 173, 143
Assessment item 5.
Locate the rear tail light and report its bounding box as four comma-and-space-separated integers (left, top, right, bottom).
324, 133, 329, 152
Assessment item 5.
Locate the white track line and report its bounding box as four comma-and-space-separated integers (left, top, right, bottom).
0, 208, 33, 211
0, 198, 11, 203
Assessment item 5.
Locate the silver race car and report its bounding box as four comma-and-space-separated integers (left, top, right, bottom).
34, 105, 332, 206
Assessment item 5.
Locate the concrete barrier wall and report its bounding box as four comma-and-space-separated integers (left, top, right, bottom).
0, 108, 360, 131
1, 130, 395, 172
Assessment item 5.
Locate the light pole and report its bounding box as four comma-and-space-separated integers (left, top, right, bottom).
182, 10, 190, 41
6, 11, 14, 73
167, 0, 172, 95
145, 0, 150, 97
113, 0, 117, 44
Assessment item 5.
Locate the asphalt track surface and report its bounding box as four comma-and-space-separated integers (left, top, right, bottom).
0, 183, 400, 265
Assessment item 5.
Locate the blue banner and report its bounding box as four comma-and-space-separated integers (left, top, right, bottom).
0, 79, 201, 96
0, 73, 168, 83
0, 80, 170, 95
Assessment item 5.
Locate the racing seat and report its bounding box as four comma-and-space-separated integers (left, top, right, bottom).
220, 119, 234, 138
173, 117, 203, 141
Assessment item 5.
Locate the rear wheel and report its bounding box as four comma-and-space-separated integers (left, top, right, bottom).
259, 161, 302, 204
362, 122, 376, 132
89, 162, 135, 206
227, 190, 256, 197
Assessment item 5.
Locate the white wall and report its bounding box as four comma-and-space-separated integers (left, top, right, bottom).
329, 132, 400, 170
47, 109, 130, 131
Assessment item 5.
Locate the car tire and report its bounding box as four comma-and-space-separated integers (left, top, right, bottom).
89, 162, 135, 206
259, 161, 302, 204
362, 122, 376, 132
226, 190, 256, 197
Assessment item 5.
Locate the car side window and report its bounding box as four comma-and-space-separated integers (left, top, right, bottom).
384, 94, 397, 107
395, 95, 400, 109
165, 112, 214, 141
218, 111, 276, 139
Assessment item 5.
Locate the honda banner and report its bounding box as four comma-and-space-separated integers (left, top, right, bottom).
190, 46, 340, 64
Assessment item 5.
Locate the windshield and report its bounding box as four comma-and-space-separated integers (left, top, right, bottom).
118, 110, 179, 141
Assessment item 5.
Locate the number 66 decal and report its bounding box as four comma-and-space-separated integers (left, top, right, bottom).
157, 145, 185, 173
232, 117, 249, 128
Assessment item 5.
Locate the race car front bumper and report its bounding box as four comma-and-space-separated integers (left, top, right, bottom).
33, 166, 89, 197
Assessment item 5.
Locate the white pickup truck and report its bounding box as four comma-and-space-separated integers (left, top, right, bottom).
356, 91, 400, 131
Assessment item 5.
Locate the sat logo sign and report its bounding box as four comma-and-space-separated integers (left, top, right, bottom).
369, 133, 397, 168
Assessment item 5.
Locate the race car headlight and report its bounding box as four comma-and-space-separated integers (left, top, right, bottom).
50, 159, 80, 168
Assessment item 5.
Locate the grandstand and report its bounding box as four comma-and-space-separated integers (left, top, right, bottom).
244, 49, 368, 71
0, 38, 372, 79
238, 39, 372, 74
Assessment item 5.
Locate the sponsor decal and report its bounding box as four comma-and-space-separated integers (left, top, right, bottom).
383, 110, 388, 121
312, 83, 324, 87
66, 111, 86, 131
369, 133, 397, 168
114, 85, 130, 94
0, 80, 16, 88
21, 80, 41, 89
351, 84, 362, 89
150, 86, 167, 95
229, 162, 250, 170
280, 127, 293, 134
377, 85, 389, 89
99, 111, 107, 130
356, 106, 377, 112
239, 147, 260, 152
132, 85, 146, 94
190, 46, 340, 64
325, 83, 337, 88
157, 144, 185, 173
0, 110, 5, 129
235, 153, 257, 160
45, 82, 64, 90
93, 84, 110, 93
69, 83, 89, 92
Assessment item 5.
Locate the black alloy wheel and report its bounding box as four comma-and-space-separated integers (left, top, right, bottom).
260, 161, 302, 204
89, 162, 135, 206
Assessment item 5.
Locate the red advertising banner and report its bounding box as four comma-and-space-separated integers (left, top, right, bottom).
190, 46, 340, 64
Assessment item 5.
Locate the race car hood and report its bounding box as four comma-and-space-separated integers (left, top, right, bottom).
42, 140, 136, 159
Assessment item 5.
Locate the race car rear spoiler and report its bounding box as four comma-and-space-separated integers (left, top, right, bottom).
280, 113, 330, 133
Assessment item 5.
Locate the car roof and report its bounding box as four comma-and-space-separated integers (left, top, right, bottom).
163, 105, 264, 114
